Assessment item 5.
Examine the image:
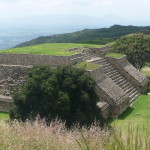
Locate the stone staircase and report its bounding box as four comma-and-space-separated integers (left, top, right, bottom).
89, 57, 140, 103
78, 50, 140, 104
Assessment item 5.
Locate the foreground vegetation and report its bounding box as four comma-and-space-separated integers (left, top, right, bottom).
0, 43, 102, 55
0, 119, 149, 150
0, 69, 149, 150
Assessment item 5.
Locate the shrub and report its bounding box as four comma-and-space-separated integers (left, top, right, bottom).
10, 65, 103, 126
111, 34, 150, 70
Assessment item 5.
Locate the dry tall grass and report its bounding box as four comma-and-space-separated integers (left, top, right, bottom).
0, 119, 149, 150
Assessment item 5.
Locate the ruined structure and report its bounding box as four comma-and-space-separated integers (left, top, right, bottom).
0, 47, 149, 118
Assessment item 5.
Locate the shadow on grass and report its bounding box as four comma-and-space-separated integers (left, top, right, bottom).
107, 107, 134, 124
118, 107, 134, 120
143, 86, 150, 95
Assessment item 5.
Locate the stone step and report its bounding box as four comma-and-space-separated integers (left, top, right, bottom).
104, 67, 116, 72
108, 71, 119, 77
122, 83, 131, 90
119, 80, 129, 87
106, 70, 118, 76
106, 72, 120, 78
104, 66, 115, 70
128, 88, 136, 95
93, 58, 106, 63
82, 54, 92, 58
110, 73, 122, 79
101, 61, 110, 65
70, 56, 84, 61
87, 57, 102, 63
130, 93, 139, 103
103, 63, 112, 67
113, 76, 124, 81
116, 78, 126, 85
124, 85, 134, 93
129, 90, 138, 97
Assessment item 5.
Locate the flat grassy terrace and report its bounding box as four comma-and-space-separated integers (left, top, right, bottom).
0, 43, 103, 56
105, 53, 125, 58
75, 62, 101, 71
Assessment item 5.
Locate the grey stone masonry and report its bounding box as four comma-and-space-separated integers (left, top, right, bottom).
0, 64, 31, 96
81, 48, 148, 118
106, 56, 149, 93
0, 47, 149, 118
0, 53, 82, 67
0, 95, 13, 112
88, 67, 130, 118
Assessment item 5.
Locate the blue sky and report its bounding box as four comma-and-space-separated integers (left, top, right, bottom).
0, 0, 150, 23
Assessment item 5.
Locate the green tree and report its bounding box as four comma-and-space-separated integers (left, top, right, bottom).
10, 66, 103, 126
111, 34, 150, 70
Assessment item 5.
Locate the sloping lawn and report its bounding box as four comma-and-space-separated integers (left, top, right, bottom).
111, 94, 150, 131
0, 43, 103, 56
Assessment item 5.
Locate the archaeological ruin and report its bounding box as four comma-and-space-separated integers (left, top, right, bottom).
0, 47, 149, 118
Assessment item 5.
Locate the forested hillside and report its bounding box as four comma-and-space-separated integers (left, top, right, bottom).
15, 25, 150, 47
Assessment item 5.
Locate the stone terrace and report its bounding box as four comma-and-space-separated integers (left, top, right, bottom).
0, 47, 149, 117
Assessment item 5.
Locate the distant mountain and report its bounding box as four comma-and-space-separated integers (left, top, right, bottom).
0, 14, 124, 29
16, 25, 150, 48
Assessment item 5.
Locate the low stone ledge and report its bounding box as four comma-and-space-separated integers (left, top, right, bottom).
0, 95, 13, 102
0, 95, 13, 112
0, 53, 81, 67
97, 101, 110, 119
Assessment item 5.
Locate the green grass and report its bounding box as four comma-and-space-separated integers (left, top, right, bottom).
105, 53, 125, 58
0, 43, 103, 56
142, 70, 150, 77
141, 66, 150, 77
110, 69, 150, 132
75, 62, 101, 71
0, 112, 9, 120
146, 62, 150, 67
110, 94, 150, 132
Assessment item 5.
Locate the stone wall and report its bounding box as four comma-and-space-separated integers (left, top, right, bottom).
88, 67, 130, 118
0, 95, 13, 112
97, 102, 110, 119
0, 53, 82, 67
106, 56, 149, 93
88, 68, 129, 104
0, 64, 31, 96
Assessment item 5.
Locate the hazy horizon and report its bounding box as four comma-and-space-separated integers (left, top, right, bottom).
0, 0, 150, 25
0, 0, 150, 49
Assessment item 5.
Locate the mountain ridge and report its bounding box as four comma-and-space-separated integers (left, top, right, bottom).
15, 25, 150, 48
